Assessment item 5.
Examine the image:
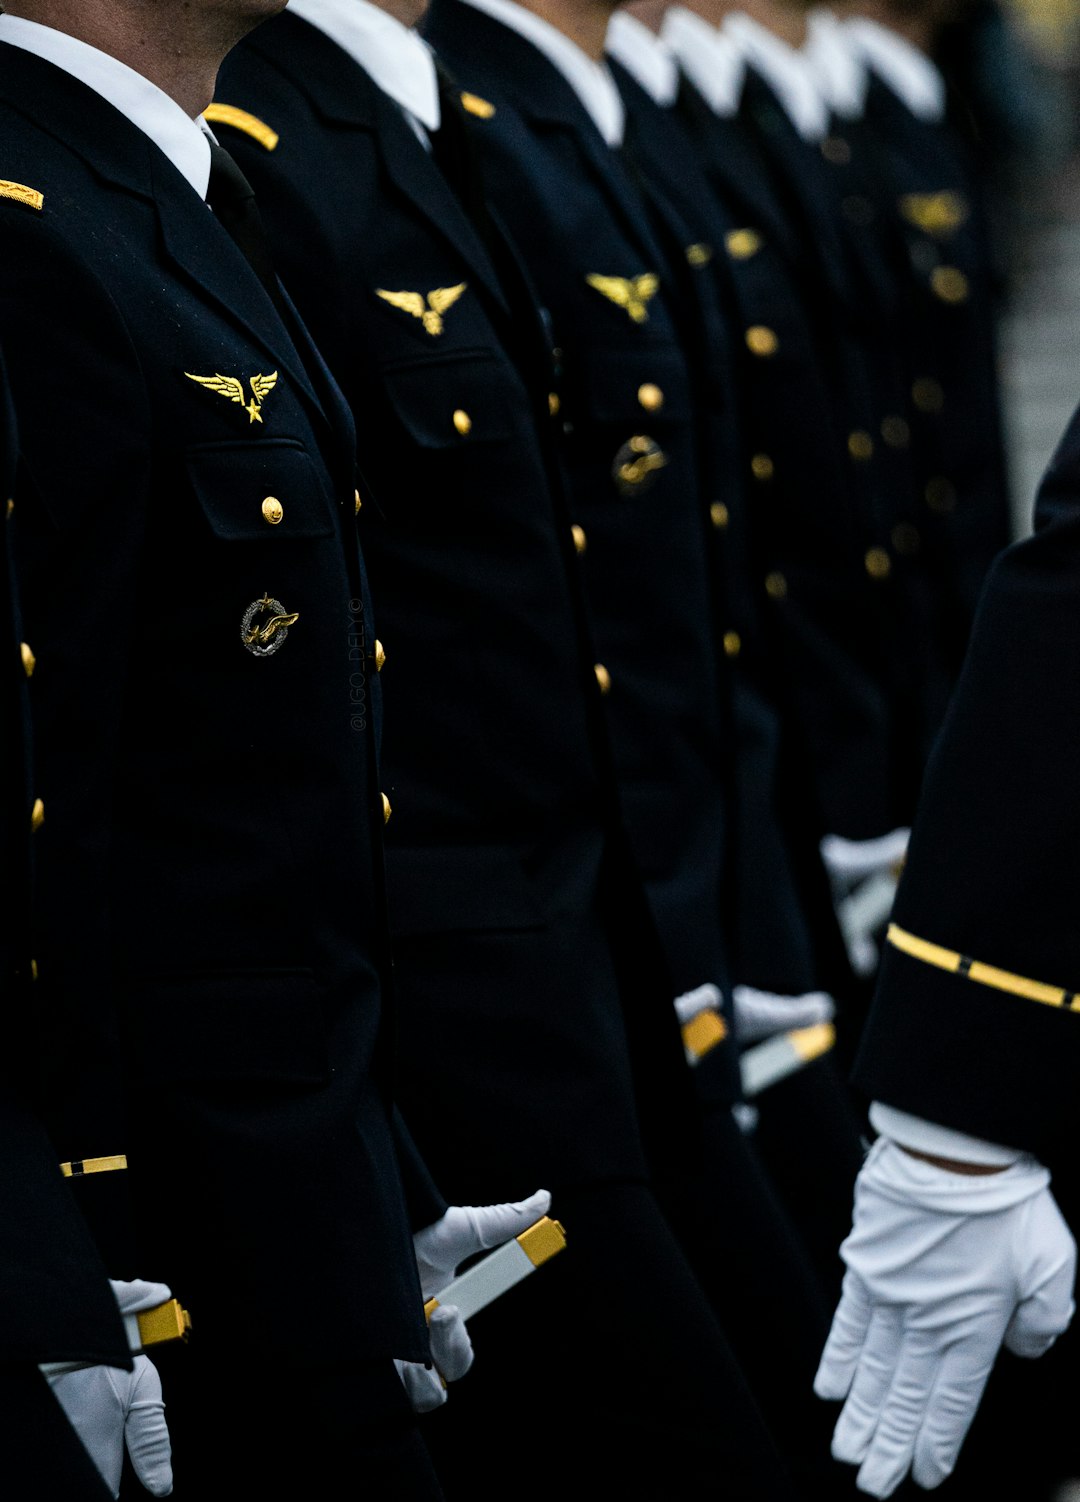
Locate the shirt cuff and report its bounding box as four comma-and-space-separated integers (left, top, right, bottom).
869, 1102, 1025, 1167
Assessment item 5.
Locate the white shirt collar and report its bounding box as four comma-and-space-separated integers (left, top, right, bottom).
458, 0, 625, 146
0, 15, 213, 198
605, 12, 679, 108
661, 7, 745, 119
287, 0, 441, 133
722, 12, 831, 143
803, 8, 868, 121
846, 17, 946, 122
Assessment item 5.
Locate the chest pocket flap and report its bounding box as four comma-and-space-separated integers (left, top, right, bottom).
381, 351, 520, 450
187, 439, 337, 542
571, 345, 691, 426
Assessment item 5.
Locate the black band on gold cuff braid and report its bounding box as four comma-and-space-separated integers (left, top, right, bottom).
60, 1153, 128, 1178
887, 924, 1080, 1013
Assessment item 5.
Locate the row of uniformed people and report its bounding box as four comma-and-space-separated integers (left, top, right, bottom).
206, 0, 1018, 1497
2, 0, 1021, 1500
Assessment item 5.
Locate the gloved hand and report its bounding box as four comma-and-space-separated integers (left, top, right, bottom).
41, 1279, 173, 1498
397, 1188, 552, 1413
814, 1138, 1076, 1496
820, 829, 909, 977
732, 984, 835, 1045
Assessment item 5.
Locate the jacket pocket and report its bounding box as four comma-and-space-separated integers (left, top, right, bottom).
186, 439, 336, 542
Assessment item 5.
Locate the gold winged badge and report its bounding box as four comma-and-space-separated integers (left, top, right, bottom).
185, 371, 279, 424
375, 283, 467, 337
585, 273, 659, 324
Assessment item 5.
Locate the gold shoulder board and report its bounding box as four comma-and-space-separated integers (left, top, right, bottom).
461, 92, 496, 120
0, 180, 43, 212
203, 104, 280, 153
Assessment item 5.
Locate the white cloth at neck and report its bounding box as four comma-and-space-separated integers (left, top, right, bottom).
723, 11, 830, 143
605, 11, 679, 108
287, 0, 441, 137
661, 7, 745, 118
846, 16, 946, 122
803, 7, 869, 121
0, 14, 212, 197
458, 0, 625, 146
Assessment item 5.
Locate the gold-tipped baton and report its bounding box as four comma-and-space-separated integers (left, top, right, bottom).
425, 1216, 567, 1322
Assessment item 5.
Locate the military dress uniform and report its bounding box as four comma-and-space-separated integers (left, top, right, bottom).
0, 348, 126, 1501
210, 9, 797, 1500
0, 23, 446, 1497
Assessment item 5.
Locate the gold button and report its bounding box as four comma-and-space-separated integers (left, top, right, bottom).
925, 476, 957, 514
723, 631, 742, 658
261, 495, 283, 526
686, 242, 714, 267
821, 135, 851, 165
637, 383, 664, 412
865, 546, 892, 580
710, 502, 729, 530
765, 572, 788, 600
20, 642, 35, 678
913, 377, 944, 414
548, 392, 561, 417
374, 639, 386, 673
892, 522, 921, 555
848, 430, 874, 461
746, 326, 778, 358
881, 415, 910, 449
571, 524, 588, 555
354, 489, 363, 515
594, 663, 612, 695
931, 266, 970, 304
31, 797, 44, 833
453, 409, 472, 436
381, 792, 392, 825
751, 453, 774, 482
726, 229, 762, 260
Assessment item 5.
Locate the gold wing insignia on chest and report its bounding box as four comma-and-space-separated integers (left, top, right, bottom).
376, 283, 468, 336
185, 370, 279, 424
585, 273, 659, 324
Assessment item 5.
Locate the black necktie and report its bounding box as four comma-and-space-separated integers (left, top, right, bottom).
206, 140, 287, 315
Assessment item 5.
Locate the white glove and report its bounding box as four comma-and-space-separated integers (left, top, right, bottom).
820, 829, 909, 976
396, 1188, 552, 1413
732, 984, 835, 1045
814, 1138, 1076, 1497
41, 1279, 173, 1498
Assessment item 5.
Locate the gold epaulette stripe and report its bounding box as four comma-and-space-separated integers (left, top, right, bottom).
203, 104, 279, 152
60, 1153, 128, 1178
887, 923, 1080, 1013
460, 92, 496, 120
0, 180, 43, 212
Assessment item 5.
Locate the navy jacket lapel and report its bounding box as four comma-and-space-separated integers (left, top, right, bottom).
243, 14, 509, 319
0, 46, 344, 451
424, 0, 670, 278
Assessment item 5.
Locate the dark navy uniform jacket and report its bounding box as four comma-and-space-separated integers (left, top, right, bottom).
424, 0, 735, 1037
0, 44, 438, 1367
855, 73, 1012, 669
675, 73, 910, 840
611, 58, 850, 1002
213, 12, 706, 1195
854, 403, 1080, 1165
0, 352, 127, 1372
733, 62, 953, 814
